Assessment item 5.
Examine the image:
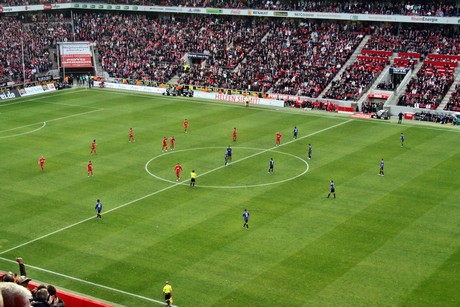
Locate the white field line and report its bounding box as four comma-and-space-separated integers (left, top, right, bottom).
0, 88, 81, 107
0, 256, 174, 306
0, 108, 104, 139
0, 121, 46, 133
34, 100, 102, 109
0, 122, 46, 139
146, 119, 352, 187
145, 146, 310, 188
0, 118, 352, 305
201, 120, 353, 176
45, 108, 104, 123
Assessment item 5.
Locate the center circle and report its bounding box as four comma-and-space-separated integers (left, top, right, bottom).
144, 147, 309, 189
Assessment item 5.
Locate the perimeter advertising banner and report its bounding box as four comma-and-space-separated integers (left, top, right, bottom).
59, 42, 93, 68
0, 90, 20, 101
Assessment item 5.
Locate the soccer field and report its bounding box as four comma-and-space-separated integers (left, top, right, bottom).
0, 88, 459, 306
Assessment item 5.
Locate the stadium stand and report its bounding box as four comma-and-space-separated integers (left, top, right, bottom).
1, 0, 458, 16
178, 20, 365, 95
0, 14, 71, 85
323, 57, 387, 101
1, 3, 460, 113
398, 60, 455, 109
73, 12, 183, 83
444, 81, 460, 111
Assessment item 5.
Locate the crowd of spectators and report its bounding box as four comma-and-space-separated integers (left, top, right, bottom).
206, 0, 459, 17
178, 21, 365, 95
73, 13, 183, 82
376, 80, 395, 90
1, 10, 460, 103
323, 57, 386, 101
1, 257, 65, 306
364, 26, 460, 56
2, 0, 459, 17
261, 22, 364, 96
175, 17, 271, 89
444, 82, 460, 111
0, 14, 71, 85
398, 63, 454, 109
72, 13, 273, 83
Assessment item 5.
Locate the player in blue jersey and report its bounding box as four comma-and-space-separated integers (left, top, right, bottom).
242, 209, 250, 229
379, 158, 384, 176
95, 199, 102, 219
293, 126, 298, 139
225, 145, 232, 166
401, 133, 405, 147
327, 180, 336, 198
308, 144, 312, 159
268, 158, 274, 173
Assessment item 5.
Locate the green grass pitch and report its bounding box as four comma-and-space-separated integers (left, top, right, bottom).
0, 88, 459, 306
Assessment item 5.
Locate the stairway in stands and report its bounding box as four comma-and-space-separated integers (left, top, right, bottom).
385, 58, 424, 107
93, 47, 109, 79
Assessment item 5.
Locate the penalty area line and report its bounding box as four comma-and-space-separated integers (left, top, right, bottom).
0, 108, 104, 139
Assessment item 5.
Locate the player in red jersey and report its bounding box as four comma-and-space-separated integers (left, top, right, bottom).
170, 136, 175, 150
232, 128, 237, 142
174, 163, 183, 181
275, 132, 282, 146
162, 137, 168, 152
90, 139, 97, 155
87, 161, 93, 177
183, 119, 188, 133
128, 128, 135, 142
38, 156, 46, 172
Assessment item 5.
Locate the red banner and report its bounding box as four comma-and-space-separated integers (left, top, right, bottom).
61, 55, 93, 68
368, 93, 390, 99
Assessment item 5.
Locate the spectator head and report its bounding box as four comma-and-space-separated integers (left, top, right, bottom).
16, 276, 31, 288
34, 288, 48, 302
46, 285, 56, 296
0, 282, 32, 307
1, 273, 15, 283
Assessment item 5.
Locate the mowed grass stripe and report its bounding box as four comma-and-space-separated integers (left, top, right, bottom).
210, 127, 459, 306
309, 178, 460, 306
403, 243, 460, 306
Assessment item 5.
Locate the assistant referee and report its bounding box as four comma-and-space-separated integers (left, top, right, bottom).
163, 281, 173, 306
190, 170, 197, 187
